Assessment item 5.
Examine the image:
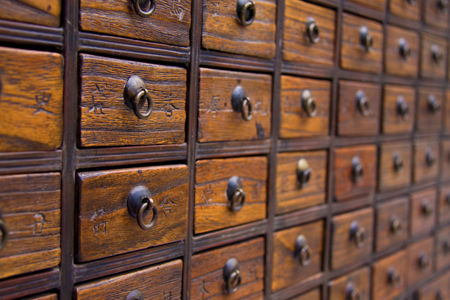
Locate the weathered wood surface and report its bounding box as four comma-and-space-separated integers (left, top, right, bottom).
328, 267, 370, 300
0, 0, 61, 27
420, 34, 447, 79
410, 188, 436, 237
424, 0, 449, 29
389, 0, 420, 21
24, 293, 58, 300
406, 237, 433, 287
416, 88, 443, 132
436, 225, 450, 271
382, 85, 415, 134
375, 197, 408, 252
413, 139, 439, 183
372, 250, 407, 300
384, 25, 419, 77
438, 185, 450, 224
290, 289, 320, 300
378, 142, 411, 191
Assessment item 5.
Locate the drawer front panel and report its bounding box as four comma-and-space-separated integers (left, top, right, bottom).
0, 0, 61, 27
382, 85, 415, 134
373, 251, 407, 300
421, 34, 447, 79
410, 188, 436, 237
416, 88, 443, 132
416, 272, 450, 300
291, 289, 320, 300
436, 225, 450, 271
413, 139, 439, 183
424, 0, 449, 29
385, 25, 419, 77
389, 0, 420, 21
441, 141, 450, 180
375, 197, 408, 252
406, 237, 433, 286
378, 142, 412, 191
438, 185, 450, 224
328, 267, 370, 300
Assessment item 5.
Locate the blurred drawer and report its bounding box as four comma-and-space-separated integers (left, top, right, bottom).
442, 141, 450, 180
436, 225, 450, 271
375, 197, 408, 252
382, 85, 415, 134
416, 87, 442, 132
77, 165, 188, 262
0, 0, 60, 27
438, 185, 450, 224
420, 34, 447, 79
413, 139, 439, 183
378, 142, 412, 191
415, 272, 450, 300
291, 289, 320, 300
372, 250, 407, 300
328, 267, 370, 300
384, 25, 419, 77
424, 0, 449, 29
406, 237, 433, 287
410, 188, 436, 237
345, 0, 385, 11
389, 0, 421, 21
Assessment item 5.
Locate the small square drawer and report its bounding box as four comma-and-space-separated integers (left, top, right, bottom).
198, 68, 272, 143
340, 13, 383, 74
410, 188, 436, 237
328, 267, 370, 300
445, 91, 450, 131
406, 237, 434, 287
202, 0, 276, 58
389, 0, 421, 21
415, 272, 450, 300
0, 1, 61, 27
375, 197, 409, 252
191, 238, 265, 299
331, 207, 373, 270
276, 151, 327, 215
382, 85, 415, 134
280, 76, 331, 138
0, 173, 61, 280
272, 220, 324, 292
334, 145, 377, 202
77, 165, 188, 262
416, 87, 443, 132
282, 0, 336, 67
338, 81, 381, 136
80, 0, 191, 46
438, 185, 450, 224
436, 225, 450, 271
291, 289, 321, 300
378, 142, 412, 191
345, 0, 386, 11
79, 54, 187, 147
384, 26, 419, 77
424, 0, 449, 29
413, 139, 439, 183
441, 141, 450, 180
195, 156, 267, 234
75, 259, 182, 299
372, 250, 407, 300
421, 34, 447, 79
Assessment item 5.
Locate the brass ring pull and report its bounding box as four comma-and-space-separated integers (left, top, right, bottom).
360, 26, 373, 52
356, 90, 370, 116
0, 219, 8, 251
223, 258, 241, 294
131, 0, 155, 17
425, 148, 435, 167
399, 38, 411, 59
127, 186, 158, 231
227, 176, 246, 212
422, 199, 433, 217
390, 216, 403, 235
352, 156, 364, 183
428, 94, 441, 114
418, 253, 430, 269
125, 289, 145, 300
393, 153, 403, 172
432, 45, 443, 63
442, 240, 450, 254
295, 235, 311, 266
302, 89, 317, 117
439, 0, 448, 11
297, 158, 312, 187
306, 17, 320, 44
124, 75, 154, 119
236, 0, 256, 26
241, 97, 253, 121
350, 221, 366, 248
388, 268, 401, 286
397, 95, 409, 118
232, 86, 253, 122
137, 198, 158, 230
346, 283, 361, 300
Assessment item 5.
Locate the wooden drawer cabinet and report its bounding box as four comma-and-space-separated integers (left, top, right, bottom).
410, 189, 437, 237
382, 85, 415, 134
328, 267, 370, 300
413, 139, 439, 183
373, 250, 407, 300
385, 26, 419, 77
406, 237, 434, 287
0, 0, 61, 27
378, 142, 412, 191
420, 34, 447, 79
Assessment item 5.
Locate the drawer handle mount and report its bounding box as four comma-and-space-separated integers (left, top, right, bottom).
418, 252, 430, 269
236, 0, 256, 26
346, 283, 361, 300
350, 221, 366, 248
223, 258, 241, 294
125, 289, 145, 300
232, 86, 253, 122
388, 268, 401, 286
425, 148, 436, 167
360, 26, 373, 52
124, 75, 154, 119
131, 0, 155, 17
442, 240, 450, 254
428, 94, 441, 114
393, 153, 404, 172
421, 199, 433, 217
356, 90, 370, 116
0, 218, 8, 251
295, 235, 311, 266
297, 158, 312, 187
439, 0, 448, 11
397, 95, 409, 119
306, 17, 320, 44
302, 89, 317, 117
127, 186, 158, 230
227, 176, 246, 212
432, 45, 443, 64
352, 156, 364, 183
390, 216, 403, 235
399, 38, 411, 60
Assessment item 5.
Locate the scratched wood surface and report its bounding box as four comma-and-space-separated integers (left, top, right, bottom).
291, 289, 320, 300
424, 0, 449, 29
191, 238, 265, 300
378, 142, 411, 191
372, 250, 407, 300
416, 271, 450, 300
282, 0, 335, 66
198, 68, 272, 143
420, 34, 447, 79
24, 293, 58, 300
375, 197, 408, 252
280, 76, 331, 138
345, 0, 385, 11
272, 220, 323, 292
0, 46, 63, 152
382, 85, 415, 134
438, 185, 450, 224
406, 237, 433, 287
194, 156, 267, 234
76, 259, 182, 299
436, 225, 450, 271
389, 0, 420, 21
80, 0, 191, 46
413, 139, 439, 183
79, 54, 186, 147
0, 173, 61, 280
416, 87, 443, 132
328, 267, 370, 300
410, 188, 436, 237
384, 25, 419, 77
0, 0, 61, 27
441, 141, 450, 180
77, 165, 188, 262
202, 0, 276, 58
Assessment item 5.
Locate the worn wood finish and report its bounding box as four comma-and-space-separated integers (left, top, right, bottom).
416, 88, 443, 132
76, 259, 182, 299
198, 68, 272, 143
438, 185, 450, 224
191, 238, 265, 300
328, 267, 370, 300
413, 139, 439, 183
0, 46, 63, 152
80, 0, 191, 46
0, 173, 61, 280
331, 207, 373, 270
375, 197, 408, 252
280, 76, 331, 138
290, 289, 320, 300
24, 293, 58, 300
406, 237, 434, 287
79, 54, 186, 147
378, 142, 412, 191
333, 145, 377, 202
382, 85, 415, 134
340, 13, 383, 74
77, 165, 188, 262
410, 188, 436, 237
415, 272, 450, 300
384, 25, 419, 77
0, 0, 61, 27
388, 0, 421, 21
272, 220, 324, 292
372, 250, 407, 300
436, 225, 450, 271
424, 0, 449, 29
420, 34, 447, 79
282, 0, 335, 66
441, 141, 450, 180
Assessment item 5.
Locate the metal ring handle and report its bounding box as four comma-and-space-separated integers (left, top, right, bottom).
399, 38, 411, 59
0, 219, 8, 251
426, 149, 436, 167
240, 97, 252, 121
301, 90, 317, 117
397, 96, 409, 118
352, 156, 364, 183
137, 198, 158, 230
133, 89, 153, 119
390, 217, 403, 235
360, 26, 373, 52
124, 75, 153, 119
230, 188, 246, 212
347, 283, 361, 300
132, 0, 155, 17
237, 0, 255, 26
432, 45, 443, 63
388, 268, 401, 286
295, 235, 311, 266
428, 94, 441, 114
306, 17, 320, 43
297, 158, 312, 187
422, 200, 433, 217
393, 154, 404, 172
350, 221, 366, 248
418, 253, 430, 269
223, 258, 241, 294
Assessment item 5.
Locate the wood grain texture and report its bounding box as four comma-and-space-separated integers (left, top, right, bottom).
328, 267, 370, 300
272, 220, 324, 291
378, 142, 412, 191
416, 87, 443, 132
276, 151, 327, 215
191, 238, 265, 300
331, 207, 373, 270
24, 293, 58, 300
280, 76, 331, 138
441, 141, 450, 180
375, 197, 408, 252
333, 145, 377, 202
79, 54, 186, 147
290, 289, 320, 300
0, 0, 60, 27
195, 156, 267, 234
438, 185, 450, 224
338, 81, 380, 136
382, 85, 415, 134
389, 0, 421, 21
198, 68, 272, 143
345, 0, 386, 11
406, 237, 433, 287
282, 0, 335, 66
424, 0, 449, 29
0, 46, 63, 152
416, 271, 450, 300
80, 0, 191, 46
340, 13, 383, 74
372, 250, 407, 300
410, 188, 436, 237
437, 226, 450, 273
413, 139, 439, 183
420, 34, 447, 79
384, 25, 419, 77
0, 173, 61, 280
445, 91, 450, 130
77, 165, 188, 262
76, 259, 182, 299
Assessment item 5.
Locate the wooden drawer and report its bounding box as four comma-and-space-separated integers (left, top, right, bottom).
372, 250, 407, 300
406, 237, 434, 287
202, 0, 276, 58
384, 25, 419, 77
438, 185, 450, 224
24, 294, 58, 300
79, 54, 187, 147
345, 0, 385, 11
334, 145, 377, 202
382, 85, 415, 134
276, 151, 327, 215
375, 197, 409, 252
420, 34, 447, 79
413, 139, 439, 183
0, 46, 63, 152
441, 141, 450, 180
0, 0, 60, 27
378, 142, 412, 191
436, 225, 450, 271
80, 0, 191, 46
415, 272, 450, 300
338, 81, 381, 136
328, 267, 370, 300
331, 208, 373, 270
424, 0, 449, 29
389, 0, 421, 21
282, 0, 336, 67
77, 165, 188, 262
272, 220, 324, 292
76, 259, 182, 299
195, 156, 267, 234
0, 173, 61, 280
280, 76, 331, 138
198, 68, 272, 143
416, 88, 443, 132
410, 188, 436, 237
291, 289, 320, 300
340, 13, 383, 74
191, 238, 265, 299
